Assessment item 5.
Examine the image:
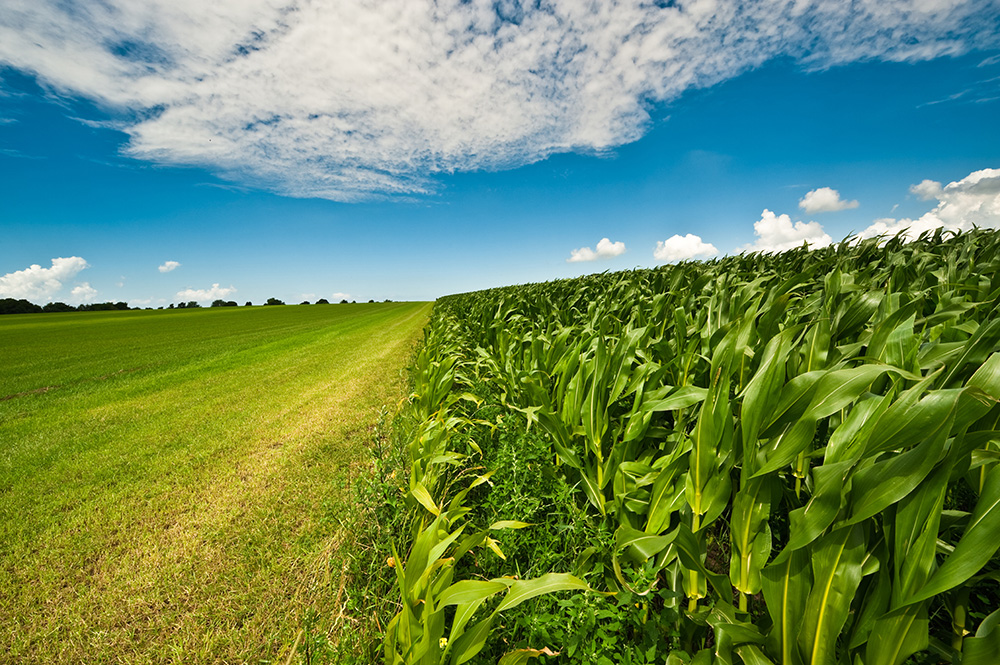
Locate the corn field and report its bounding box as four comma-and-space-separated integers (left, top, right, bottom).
383, 229, 1000, 664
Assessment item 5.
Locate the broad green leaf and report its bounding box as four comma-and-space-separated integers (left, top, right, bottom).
786, 461, 852, 551
497, 647, 560, 665
908, 464, 1000, 604
410, 482, 440, 516
845, 410, 950, 526
864, 604, 929, 665
762, 547, 810, 665
803, 364, 897, 421
752, 418, 817, 479
437, 580, 508, 608
798, 524, 866, 665
494, 573, 589, 613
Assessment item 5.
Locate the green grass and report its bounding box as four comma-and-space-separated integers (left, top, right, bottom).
0, 302, 431, 663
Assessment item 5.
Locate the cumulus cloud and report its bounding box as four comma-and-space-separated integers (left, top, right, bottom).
858, 168, 1000, 240
331, 292, 351, 301
71, 282, 98, 303
799, 187, 859, 213
0, 1, 996, 200
567, 237, 626, 263
654, 234, 718, 262
176, 283, 236, 301
909, 179, 944, 200
745, 210, 833, 253
0, 256, 89, 300
158, 260, 181, 273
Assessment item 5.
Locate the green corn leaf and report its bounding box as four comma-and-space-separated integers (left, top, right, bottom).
616, 524, 678, 562
642, 385, 710, 413
489, 520, 532, 530
436, 580, 508, 608
762, 547, 811, 665
803, 364, 899, 421
730, 476, 774, 595
786, 461, 853, 551
942, 316, 1000, 387
449, 612, 498, 665
845, 409, 950, 527
494, 573, 589, 613
752, 418, 817, 479
497, 647, 560, 665
848, 568, 892, 649
891, 462, 951, 605
908, 464, 1000, 605
797, 524, 866, 665
864, 604, 929, 665
740, 329, 794, 460
761, 370, 824, 434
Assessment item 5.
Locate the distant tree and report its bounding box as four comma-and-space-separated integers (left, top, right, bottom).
0, 298, 43, 315
351, 300, 356, 304
186, 301, 200, 309
168, 303, 175, 309
264, 297, 285, 306
384, 299, 392, 303
114, 302, 129, 310
211, 299, 226, 308
42, 301, 75, 313
316, 298, 329, 304
226, 301, 237, 307
177, 302, 186, 309
300, 300, 310, 305
340, 299, 349, 304
368, 299, 375, 303
244, 301, 252, 307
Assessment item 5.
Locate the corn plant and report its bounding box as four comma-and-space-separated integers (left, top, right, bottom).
392, 228, 1000, 664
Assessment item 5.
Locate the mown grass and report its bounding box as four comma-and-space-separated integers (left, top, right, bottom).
0, 302, 431, 663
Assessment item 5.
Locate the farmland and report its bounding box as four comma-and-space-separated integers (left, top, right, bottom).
0, 302, 430, 663
375, 230, 1000, 665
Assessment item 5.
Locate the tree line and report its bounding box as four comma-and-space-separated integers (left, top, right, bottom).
0, 297, 389, 315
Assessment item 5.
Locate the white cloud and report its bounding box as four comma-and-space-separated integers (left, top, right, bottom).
71, 282, 98, 303
567, 237, 626, 263
799, 187, 859, 213
176, 283, 236, 302
331, 292, 351, 301
745, 209, 833, 253
858, 167, 1000, 240
0, 1, 994, 201
158, 260, 181, 273
909, 179, 943, 200
0, 256, 89, 300
653, 234, 718, 262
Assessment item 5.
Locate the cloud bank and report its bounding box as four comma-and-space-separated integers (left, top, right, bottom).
857, 168, 1000, 240
71, 282, 98, 303
799, 187, 859, 213
654, 234, 718, 262
1, 0, 996, 200
745, 210, 833, 253
176, 283, 236, 301
568, 237, 626, 263
0, 256, 89, 300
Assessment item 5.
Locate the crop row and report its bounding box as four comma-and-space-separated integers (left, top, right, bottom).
383, 229, 1000, 664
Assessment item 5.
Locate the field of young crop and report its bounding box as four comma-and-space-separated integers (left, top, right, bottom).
0, 302, 431, 663
372, 229, 1000, 665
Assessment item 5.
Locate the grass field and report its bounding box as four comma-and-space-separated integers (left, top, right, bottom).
0, 302, 430, 663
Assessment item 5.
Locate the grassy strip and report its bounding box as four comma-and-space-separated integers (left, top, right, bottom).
0, 303, 430, 663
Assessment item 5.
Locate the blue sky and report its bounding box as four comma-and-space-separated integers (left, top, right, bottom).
1, 1, 999, 306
